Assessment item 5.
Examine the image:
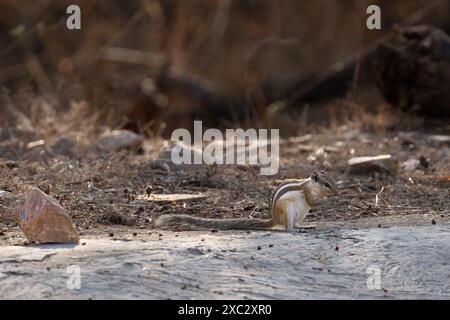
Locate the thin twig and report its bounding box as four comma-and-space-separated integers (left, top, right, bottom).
375, 186, 386, 207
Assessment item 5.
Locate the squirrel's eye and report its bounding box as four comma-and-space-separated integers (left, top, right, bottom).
325, 183, 331, 189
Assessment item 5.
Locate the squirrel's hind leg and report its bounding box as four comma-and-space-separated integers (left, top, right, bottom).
285, 204, 297, 231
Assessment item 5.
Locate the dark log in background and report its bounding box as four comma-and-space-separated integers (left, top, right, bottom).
373, 25, 450, 117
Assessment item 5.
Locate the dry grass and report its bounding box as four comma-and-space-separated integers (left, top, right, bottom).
1, 0, 449, 130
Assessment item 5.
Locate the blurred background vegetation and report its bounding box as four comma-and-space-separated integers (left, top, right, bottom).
0, 0, 449, 136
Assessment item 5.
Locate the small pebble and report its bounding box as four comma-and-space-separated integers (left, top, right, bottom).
432, 219, 437, 225
109, 232, 114, 237
335, 245, 339, 251
133, 232, 138, 237
257, 246, 262, 250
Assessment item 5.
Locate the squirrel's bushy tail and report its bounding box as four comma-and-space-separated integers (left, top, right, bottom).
155, 214, 273, 231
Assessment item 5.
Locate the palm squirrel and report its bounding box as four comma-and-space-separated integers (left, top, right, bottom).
154, 171, 336, 231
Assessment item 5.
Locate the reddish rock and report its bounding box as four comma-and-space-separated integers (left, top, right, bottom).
16, 187, 79, 244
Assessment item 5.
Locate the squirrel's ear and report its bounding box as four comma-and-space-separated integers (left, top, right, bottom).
311, 171, 319, 182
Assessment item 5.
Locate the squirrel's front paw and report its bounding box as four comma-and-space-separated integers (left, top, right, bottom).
294, 224, 316, 231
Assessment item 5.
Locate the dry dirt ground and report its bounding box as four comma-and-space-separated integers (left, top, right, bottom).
1, 123, 450, 244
